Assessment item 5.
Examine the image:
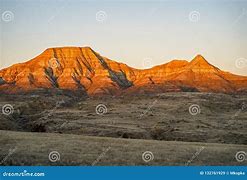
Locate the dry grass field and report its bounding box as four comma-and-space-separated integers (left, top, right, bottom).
0, 130, 246, 166
0, 92, 246, 165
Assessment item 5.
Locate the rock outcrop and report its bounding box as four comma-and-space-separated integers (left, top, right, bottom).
0, 47, 247, 95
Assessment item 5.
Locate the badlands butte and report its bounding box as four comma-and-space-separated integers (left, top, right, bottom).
0, 47, 247, 166
0, 46, 247, 95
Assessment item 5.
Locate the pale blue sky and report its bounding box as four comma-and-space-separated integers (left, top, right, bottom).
0, 0, 247, 75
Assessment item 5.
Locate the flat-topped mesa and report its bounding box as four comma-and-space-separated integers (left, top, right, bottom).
0, 47, 247, 95
39, 46, 100, 67
0, 47, 136, 94
43, 46, 93, 54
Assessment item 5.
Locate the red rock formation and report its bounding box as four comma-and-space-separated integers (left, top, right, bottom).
0, 47, 247, 95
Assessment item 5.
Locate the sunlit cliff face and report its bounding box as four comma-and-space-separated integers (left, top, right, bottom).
0, 47, 247, 95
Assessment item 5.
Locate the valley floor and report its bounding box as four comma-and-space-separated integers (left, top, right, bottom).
0, 92, 246, 165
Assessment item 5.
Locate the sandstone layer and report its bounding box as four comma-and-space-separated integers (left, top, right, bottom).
0, 47, 247, 95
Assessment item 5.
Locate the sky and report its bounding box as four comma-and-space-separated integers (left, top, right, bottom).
0, 0, 247, 75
